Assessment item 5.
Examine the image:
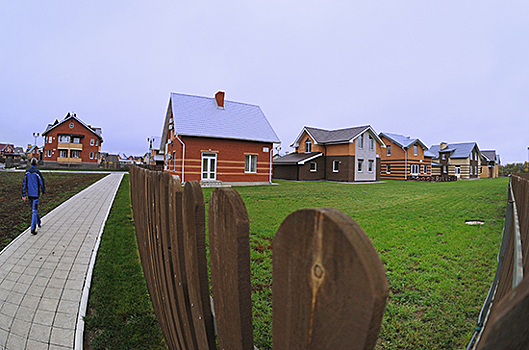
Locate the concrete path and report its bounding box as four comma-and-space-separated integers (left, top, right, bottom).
0, 173, 124, 350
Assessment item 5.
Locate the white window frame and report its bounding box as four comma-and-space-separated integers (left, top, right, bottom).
387, 145, 391, 156
305, 139, 312, 153
202, 153, 218, 179
357, 159, 364, 172
358, 134, 364, 149
90, 139, 95, 146
414, 145, 418, 156
369, 135, 374, 150
368, 160, 374, 173
410, 164, 420, 175
59, 135, 70, 143
90, 152, 94, 159
245, 154, 257, 173
310, 162, 317, 172
386, 164, 391, 174
333, 160, 340, 172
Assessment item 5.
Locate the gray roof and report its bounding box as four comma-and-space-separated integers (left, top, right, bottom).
379, 132, 427, 150
481, 150, 497, 162
428, 142, 479, 159
273, 152, 323, 165
292, 125, 385, 147
168, 92, 280, 143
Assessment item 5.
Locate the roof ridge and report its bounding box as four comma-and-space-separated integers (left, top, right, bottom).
171, 92, 260, 108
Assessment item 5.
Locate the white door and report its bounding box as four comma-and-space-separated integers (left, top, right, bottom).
201, 153, 217, 180
455, 166, 461, 178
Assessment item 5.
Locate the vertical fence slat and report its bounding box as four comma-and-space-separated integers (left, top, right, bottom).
168, 175, 198, 350
272, 208, 388, 350
182, 181, 216, 350
209, 188, 254, 350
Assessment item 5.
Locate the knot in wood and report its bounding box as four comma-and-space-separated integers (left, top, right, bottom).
313, 263, 324, 279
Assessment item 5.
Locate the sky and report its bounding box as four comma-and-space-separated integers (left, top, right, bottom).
1, 1, 528, 164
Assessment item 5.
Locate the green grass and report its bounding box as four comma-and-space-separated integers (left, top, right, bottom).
203, 178, 509, 349
83, 175, 167, 350
85, 176, 509, 350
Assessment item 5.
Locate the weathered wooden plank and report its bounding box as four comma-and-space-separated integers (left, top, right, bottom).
476, 274, 529, 350
209, 188, 254, 350
182, 181, 216, 350
273, 208, 388, 350
168, 175, 198, 350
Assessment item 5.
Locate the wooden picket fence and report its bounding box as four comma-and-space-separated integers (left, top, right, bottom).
470, 173, 529, 350
129, 165, 389, 350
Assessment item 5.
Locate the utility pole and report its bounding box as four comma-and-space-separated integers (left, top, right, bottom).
33, 132, 39, 146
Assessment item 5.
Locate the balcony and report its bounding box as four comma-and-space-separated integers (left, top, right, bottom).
58, 142, 83, 150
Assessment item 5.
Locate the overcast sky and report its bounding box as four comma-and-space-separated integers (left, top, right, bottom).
1, 1, 528, 163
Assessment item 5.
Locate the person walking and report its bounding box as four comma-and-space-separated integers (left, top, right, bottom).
22, 158, 46, 234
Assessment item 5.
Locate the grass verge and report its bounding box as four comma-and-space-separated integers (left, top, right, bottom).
83, 175, 167, 350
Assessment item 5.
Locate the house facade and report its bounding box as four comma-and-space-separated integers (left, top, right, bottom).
379, 133, 433, 180
26, 145, 43, 161
429, 142, 481, 179
273, 125, 384, 182
481, 150, 500, 178
42, 113, 103, 167
161, 91, 280, 184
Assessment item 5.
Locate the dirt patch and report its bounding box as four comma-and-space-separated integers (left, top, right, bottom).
0, 171, 107, 251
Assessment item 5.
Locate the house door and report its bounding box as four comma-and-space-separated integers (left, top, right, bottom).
201, 153, 217, 180
455, 166, 461, 178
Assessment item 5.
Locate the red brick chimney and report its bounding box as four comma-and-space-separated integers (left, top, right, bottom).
215, 91, 225, 108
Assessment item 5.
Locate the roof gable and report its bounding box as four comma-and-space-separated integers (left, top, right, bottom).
291, 125, 385, 148
43, 113, 103, 140
164, 92, 280, 144
379, 132, 428, 150
429, 142, 479, 159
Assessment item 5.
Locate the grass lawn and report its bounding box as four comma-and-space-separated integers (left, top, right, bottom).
85, 176, 508, 349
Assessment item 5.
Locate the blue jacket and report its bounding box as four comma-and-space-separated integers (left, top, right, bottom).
22, 166, 46, 198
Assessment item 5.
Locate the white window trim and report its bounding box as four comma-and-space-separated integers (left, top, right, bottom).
357, 159, 364, 172
386, 164, 391, 174
333, 160, 340, 172
358, 135, 364, 149
414, 145, 418, 156
310, 162, 317, 172
387, 145, 391, 156
90, 139, 95, 146
368, 160, 374, 173
245, 154, 257, 173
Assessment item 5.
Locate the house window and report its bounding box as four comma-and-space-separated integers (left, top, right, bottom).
310, 162, 317, 172
386, 164, 391, 174
357, 159, 364, 172
59, 150, 68, 158
245, 154, 257, 173
358, 134, 364, 149
442, 165, 447, 174
48, 150, 51, 157
95, 140, 99, 146
414, 145, 418, 156
333, 160, 340, 172
90, 139, 95, 146
369, 135, 374, 150
305, 139, 312, 153
411, 164, 420, 175
71, 150, 80, 158
73, 137, 81, 144
48, 137, 52, 143
59, 135, 70, 143
387, 145, 391, 156
90, 152, 94, 159
442, 154, 446, 160
423, 165, 427, 173
368, 160, 374, 172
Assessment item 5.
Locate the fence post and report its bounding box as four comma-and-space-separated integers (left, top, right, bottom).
209, 188, 254, 350
272, 208, 388, 350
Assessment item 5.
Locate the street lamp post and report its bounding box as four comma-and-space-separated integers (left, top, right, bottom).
33, 132, 40, 146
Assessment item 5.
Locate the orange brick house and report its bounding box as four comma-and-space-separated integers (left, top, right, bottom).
273, 125, 385, 182
42, 113, 103, 167
379, 132, 433, 180
160, 91, 280, 184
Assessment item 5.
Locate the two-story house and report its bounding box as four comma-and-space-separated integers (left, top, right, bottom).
481, 150, 500, 178
273, 125, 385, 182
42, 113, 103, 167
161, 91, 280, 185
378, 133, 433, 180
428, 142, 481, 179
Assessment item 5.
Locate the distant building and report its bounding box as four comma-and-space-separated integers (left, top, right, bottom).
42, 113, 103, 167
429, 142, 481, 179
26, 144, 43, 161
481, 150, 500, 178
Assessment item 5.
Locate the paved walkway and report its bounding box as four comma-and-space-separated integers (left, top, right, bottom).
0, 173, 124, 350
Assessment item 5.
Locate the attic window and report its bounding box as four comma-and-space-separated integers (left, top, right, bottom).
305, 139, 312, 153
69, 122, 74, 129
414, 145, 418, 156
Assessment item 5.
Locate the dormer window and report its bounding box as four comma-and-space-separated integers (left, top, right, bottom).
305, 139, 312, 153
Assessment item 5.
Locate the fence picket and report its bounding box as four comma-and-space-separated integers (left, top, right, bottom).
182, 181, 217, 350
209, 188, 254, 350
272, 208, 388, 350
